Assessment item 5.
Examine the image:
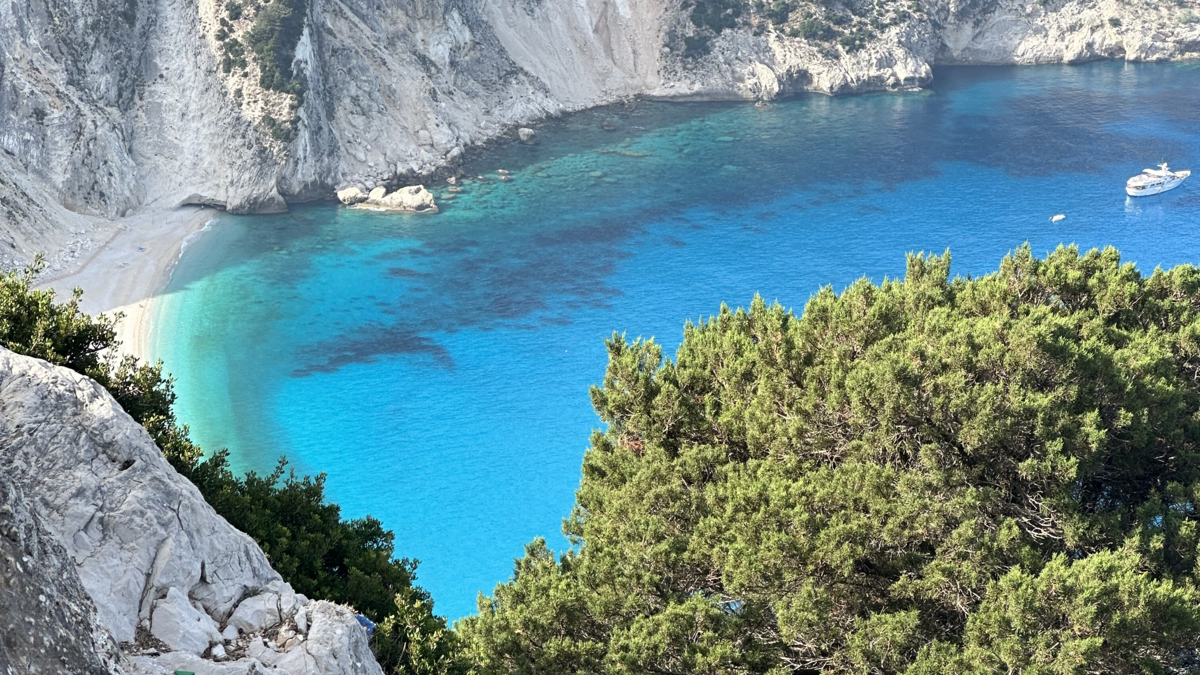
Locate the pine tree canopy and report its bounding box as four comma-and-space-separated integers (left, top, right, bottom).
459, 245, 1200, 675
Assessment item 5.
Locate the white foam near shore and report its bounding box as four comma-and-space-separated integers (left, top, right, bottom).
37, 206, 218, 362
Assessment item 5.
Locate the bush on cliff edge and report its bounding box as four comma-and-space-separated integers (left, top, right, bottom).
0, 257, 464, 675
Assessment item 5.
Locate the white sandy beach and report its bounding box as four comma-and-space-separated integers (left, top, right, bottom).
37, 206, 217, 361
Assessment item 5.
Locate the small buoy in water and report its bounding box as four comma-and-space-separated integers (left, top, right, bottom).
1050, 214, 1066, 223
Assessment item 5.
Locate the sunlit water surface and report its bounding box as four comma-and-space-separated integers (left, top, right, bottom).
152, 62, 1200, 619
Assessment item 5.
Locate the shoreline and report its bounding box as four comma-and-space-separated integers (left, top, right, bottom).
38, 206, 218, 362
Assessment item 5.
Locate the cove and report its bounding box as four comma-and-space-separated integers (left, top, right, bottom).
151, 61, 1200, 619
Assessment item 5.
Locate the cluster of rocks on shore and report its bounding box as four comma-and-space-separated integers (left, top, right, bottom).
336, 184, 439, 213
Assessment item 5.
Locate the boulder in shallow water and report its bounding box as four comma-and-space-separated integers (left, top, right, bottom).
336, 187, 366, 205
518, 127, 537, 144
365, 185, 439, 212
367, 186, 387, 202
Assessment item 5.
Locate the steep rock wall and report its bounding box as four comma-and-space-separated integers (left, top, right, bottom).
0, 475, 125, 675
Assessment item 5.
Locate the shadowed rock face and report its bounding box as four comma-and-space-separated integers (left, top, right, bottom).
3, 0, 1198, 271
0, 347, 382, 675
0, 476, 123, 675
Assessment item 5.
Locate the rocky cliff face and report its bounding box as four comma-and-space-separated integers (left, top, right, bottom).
0, 475, 124, 675
0, 347, 382, 675
1, 0, 1198, 269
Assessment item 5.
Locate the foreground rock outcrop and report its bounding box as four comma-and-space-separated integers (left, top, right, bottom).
0, 348, 383, 675
0, 475, 123, 675
1, 0, 1198, 268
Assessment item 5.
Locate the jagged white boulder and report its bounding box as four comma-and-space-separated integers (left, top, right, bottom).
335, 187, 366, 205
152, 587, 224, 655
354, 185, 440, 213
295, 606, 309, 634
228, 591, 282, 634
376, 185, 439, 212
518, 127, 538, 143
274, 602, 384, 675
130, 651, 287, 675
0, 348, 383, 675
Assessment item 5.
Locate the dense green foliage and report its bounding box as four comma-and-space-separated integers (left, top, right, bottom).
0, 260, 457, 674
796, 16, 835, 41
686, 0, 745, 33
247, 0, 308, 96
459, 246, 1200, 674
221, 37, 248, 75
262, 113, 298, 142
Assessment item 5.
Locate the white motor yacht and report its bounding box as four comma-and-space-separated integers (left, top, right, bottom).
1126, 162, 1190, 197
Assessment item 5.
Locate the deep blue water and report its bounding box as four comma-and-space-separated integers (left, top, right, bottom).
152, 61, 1200, 619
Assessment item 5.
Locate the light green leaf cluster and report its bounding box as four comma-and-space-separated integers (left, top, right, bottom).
459, 245, 1200, 674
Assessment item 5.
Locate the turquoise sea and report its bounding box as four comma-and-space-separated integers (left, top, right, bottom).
152, 62, 1200, 619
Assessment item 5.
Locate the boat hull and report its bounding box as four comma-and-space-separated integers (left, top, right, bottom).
1127, 177, 1185, 197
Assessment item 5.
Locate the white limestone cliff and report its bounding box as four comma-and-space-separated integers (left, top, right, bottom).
0, 346, 383, 675
0, 474, 125, 675
1, 0, 1198, 270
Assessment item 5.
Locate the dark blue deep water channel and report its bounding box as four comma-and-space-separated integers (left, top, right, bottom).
153, 62, 1200, 619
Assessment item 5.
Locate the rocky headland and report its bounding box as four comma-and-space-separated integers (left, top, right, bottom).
2, 0, 1199, 274
0, 346, 382, 675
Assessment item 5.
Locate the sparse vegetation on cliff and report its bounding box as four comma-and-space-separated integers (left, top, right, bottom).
205, 0, 306, 148
247, 0, 309, 96
679, 0, 925, 54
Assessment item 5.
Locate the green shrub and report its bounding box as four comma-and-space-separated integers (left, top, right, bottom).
838, 28, 872, 52
798, 17, 835, 40
226, 0, 244, 20
1109, 16, 1122, 27
826, 8, 851, 25
262, 114, 298, 142
682, 34, 712, 55
221, 39, 247, 74
767, 0, 793, 24
685, 0, 745, 33
458, 246, 1200, 673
